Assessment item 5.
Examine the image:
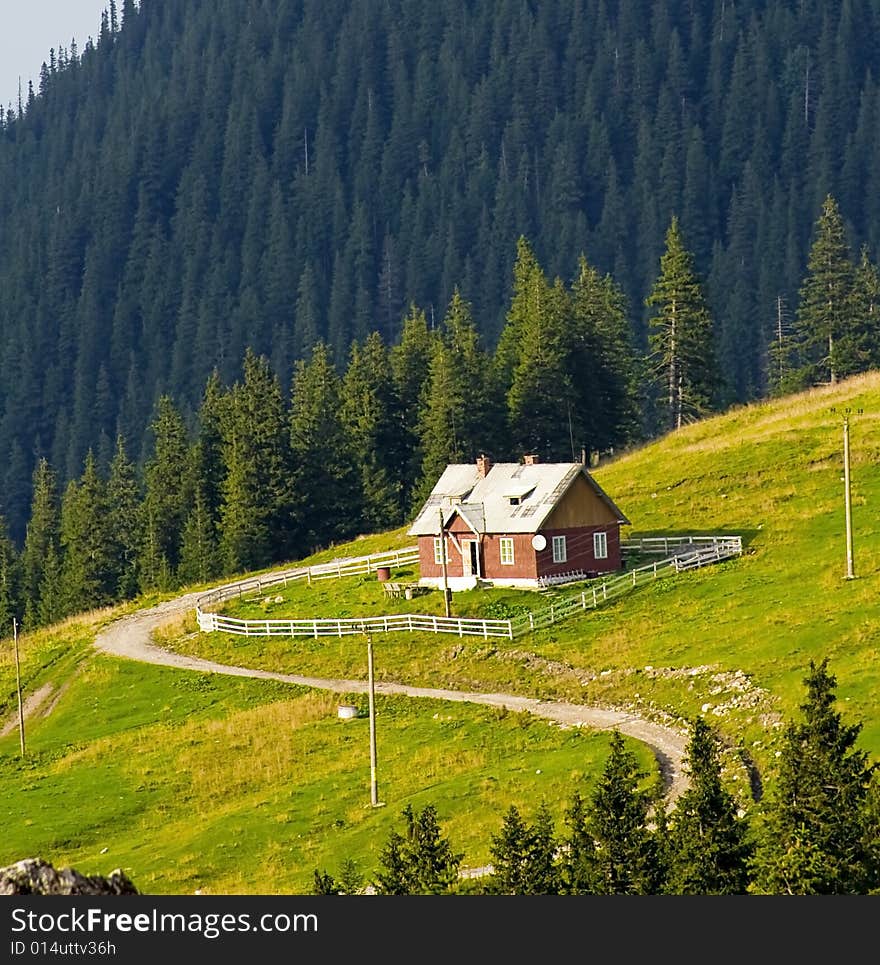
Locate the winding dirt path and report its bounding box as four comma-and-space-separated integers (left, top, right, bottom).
93, 588, 690, 801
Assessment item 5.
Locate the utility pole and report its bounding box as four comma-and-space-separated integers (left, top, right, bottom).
13, 617, 25, 756
438, 507, 451, 617
367, 633, 380, 807
843, 413, 855, 580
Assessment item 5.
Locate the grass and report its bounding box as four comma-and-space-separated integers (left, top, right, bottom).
4, 371, 880, 893
0, 647, 654, 894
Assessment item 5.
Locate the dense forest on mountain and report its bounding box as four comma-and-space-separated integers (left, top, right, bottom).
1, 0, 880, 546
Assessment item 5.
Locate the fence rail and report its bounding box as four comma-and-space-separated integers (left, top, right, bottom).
510, 536, 742, 637
196, 547, 420, 612
194, 535, 742, 642
197, 609, 514, 640
622, 535, 743, 556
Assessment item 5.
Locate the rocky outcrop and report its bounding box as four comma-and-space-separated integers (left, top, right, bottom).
0, 858, 139, 895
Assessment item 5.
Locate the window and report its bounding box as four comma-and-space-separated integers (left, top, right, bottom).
499, 537, 515, 565
552, 535, 567, 563
593, 531, 608, 560
433, 537, 449, 565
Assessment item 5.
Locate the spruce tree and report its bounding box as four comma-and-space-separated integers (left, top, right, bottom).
373, 803, 462, 895
20, 459, 60, 628
506, 277, 577, 460
665, 717, 753, 894
389, 304, 438, 510
58, 452, 114, 616
288, 343, 358, 554
218, 350, 293, 573
489, 802, 561, 895
105, 435, 142, 600
587, 730, 664, 894
0, 516, 18, 636
751, 659, 880, 894
569, 255, 640, 455
794, 196, 858, 385
646, 215, 718, 431
340, 333, 403, 533
139, 396, 191, 590
559, 789, 596, 894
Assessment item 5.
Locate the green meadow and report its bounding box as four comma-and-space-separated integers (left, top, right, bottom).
3, 372, 880, 893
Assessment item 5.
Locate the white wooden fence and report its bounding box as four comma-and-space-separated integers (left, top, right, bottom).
510, 536, 743, 637
197, 610, 515, 640
195, 535, 743, 642
196, 547, 420, 612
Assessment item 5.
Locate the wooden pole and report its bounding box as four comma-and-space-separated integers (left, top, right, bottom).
367, 634, 379, 807
438, 508, 451, 617
843, 415, 855, 580
13, 617, 25, 756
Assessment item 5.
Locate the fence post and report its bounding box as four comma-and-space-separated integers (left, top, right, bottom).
550, 604, 555, 624
508, 620, 513, 640
603, 582, 607, 600
581, 591, 586, 609
529, 612, 534, 630
484, 623, 488, 640
632, 570, 637, 586
313, 619, 318, 639
592, 587, 597, 607
307, 568, 312, 586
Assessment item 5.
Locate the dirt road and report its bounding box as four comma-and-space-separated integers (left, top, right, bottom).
93, 587, 689, 800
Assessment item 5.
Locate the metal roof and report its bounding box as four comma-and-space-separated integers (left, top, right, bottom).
408, 462, 629, 536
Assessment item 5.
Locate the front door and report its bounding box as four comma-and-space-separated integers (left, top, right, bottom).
462, 540, 479, 578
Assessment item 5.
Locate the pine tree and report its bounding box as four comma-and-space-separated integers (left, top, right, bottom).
665, 717, 753, 894
139, 396, 191, 590
568, 255, 640, 455
489, 802, 561, 895
58, 452, 114, 616
219, 350, 293, 573
373, 803, 462, 895
389, 304, 438, 510
794, 195, 858, 385
559, 789, 596, 894
105, 435, 142, 600
0, 516, 18, 636
646, 215, 718, 431
751, 659, 880, 894
587, 730, 664, 894
506, 277, 576, 459
289, 342, 359, 554
851, 246, 880, 371
340, 333, 404, 533
20, 459, 61, 629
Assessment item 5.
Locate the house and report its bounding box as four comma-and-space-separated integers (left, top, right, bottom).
408, 453, 630, 590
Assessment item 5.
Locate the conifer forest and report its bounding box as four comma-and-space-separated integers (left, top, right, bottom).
1, 0, 879, 622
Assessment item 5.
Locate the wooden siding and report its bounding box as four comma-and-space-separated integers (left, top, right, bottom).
534, 525, 621, 578
544, 474, 621, 528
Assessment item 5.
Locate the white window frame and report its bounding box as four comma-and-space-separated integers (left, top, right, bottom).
433, 537, 449, 565
593, 531, 608, 560
552, 535, 567, 563
499, 537, 515, 565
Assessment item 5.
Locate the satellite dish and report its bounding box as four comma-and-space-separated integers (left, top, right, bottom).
531, 534, 547, 551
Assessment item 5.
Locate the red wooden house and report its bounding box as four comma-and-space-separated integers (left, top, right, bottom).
408, 454, 630, 589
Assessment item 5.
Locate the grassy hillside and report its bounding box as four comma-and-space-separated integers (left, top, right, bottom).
3, 373, 879, 893
172, 372, 880, 777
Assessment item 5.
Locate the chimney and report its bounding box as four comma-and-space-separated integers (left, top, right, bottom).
523, 453, 540, 466
476, 453, 492, 477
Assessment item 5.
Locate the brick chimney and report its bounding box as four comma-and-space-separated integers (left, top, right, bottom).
476, 453, 492, 477
523, 453, 540, 465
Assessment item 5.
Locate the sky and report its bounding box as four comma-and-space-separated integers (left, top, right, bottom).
0, 1, 110, 109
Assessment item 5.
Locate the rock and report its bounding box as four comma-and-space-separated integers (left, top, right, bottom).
0, 858, 139, 896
